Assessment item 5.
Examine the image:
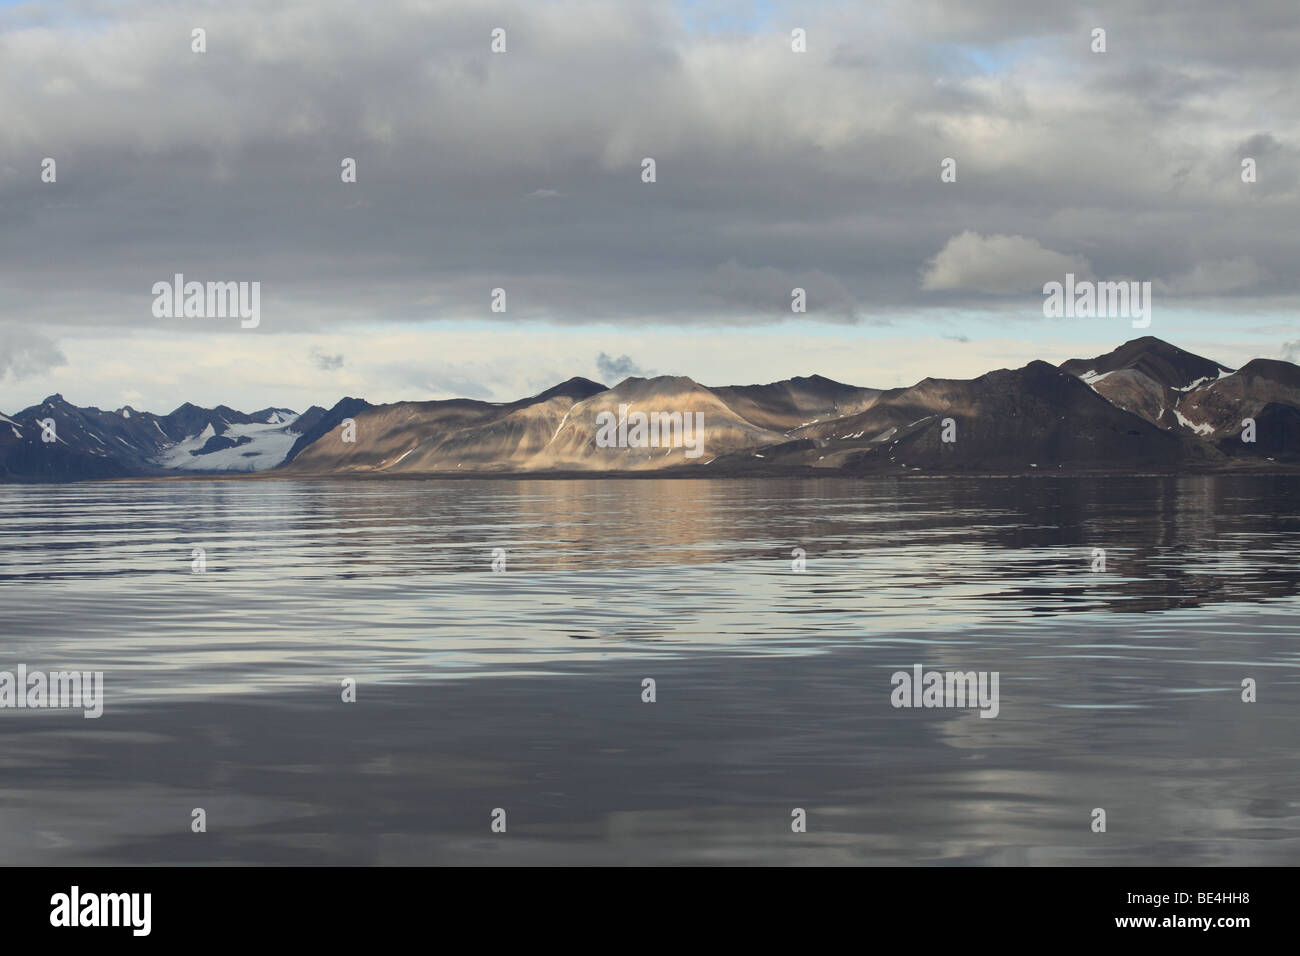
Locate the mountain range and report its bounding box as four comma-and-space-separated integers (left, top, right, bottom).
3, 337, 1297, 482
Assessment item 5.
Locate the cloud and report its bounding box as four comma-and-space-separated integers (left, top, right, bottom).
0, 325, 67, 380
0, 0, 1294, 356
596, 352, 647, 381
1238, 132, 1282, 159
1282, 340, 1300, 364
309, 347, 345, 371
702, 260, 873, 323
374, 355, 504, 401
921, 232, 1093, 295
1163, 257, 1269, 295
422, 375, 493, 399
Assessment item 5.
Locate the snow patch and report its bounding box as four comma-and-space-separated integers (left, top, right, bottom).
1176, 368, 1232, 391
1173, 408, 1214, 435
547, 409, 571, 445
386, 446, 417, 468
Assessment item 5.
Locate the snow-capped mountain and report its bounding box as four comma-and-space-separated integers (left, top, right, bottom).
0, 396, 305, 481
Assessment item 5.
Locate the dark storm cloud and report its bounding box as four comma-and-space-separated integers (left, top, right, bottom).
0, 0, 1296, 334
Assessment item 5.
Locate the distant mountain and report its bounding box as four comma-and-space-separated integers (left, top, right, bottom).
1216, 402, 1300, 459
1061, 336, 1230, 390
1178, 359, 1300, 448
708, 374, 882, 432
0, 395, 307, 481
813, 361, 1213, 473
4, 338, 1298, 482
537, 375, 785, 469
705, 360, 1216, 474
1060, 336, 1234, 432
0, 405, 135, 482
281, 378, 607, 473
1061, 339, 1300, 458
282, 398, 372, 465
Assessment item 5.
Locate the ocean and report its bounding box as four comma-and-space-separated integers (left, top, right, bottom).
1, 475, 1297, 864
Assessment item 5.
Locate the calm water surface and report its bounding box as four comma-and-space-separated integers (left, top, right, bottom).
1, 476, 1297, 864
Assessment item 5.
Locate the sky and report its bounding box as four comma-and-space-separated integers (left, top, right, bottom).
0, 0, 1297, 414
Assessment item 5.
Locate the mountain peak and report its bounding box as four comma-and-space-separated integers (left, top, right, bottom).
523, 377, 608, 404
611, 374, 702, 391
557, 376, 605, 389
1060, 337, 1228, 389
1237, 358, 1300, 387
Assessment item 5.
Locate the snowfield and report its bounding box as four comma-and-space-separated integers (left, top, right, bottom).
153, 413, 303, 472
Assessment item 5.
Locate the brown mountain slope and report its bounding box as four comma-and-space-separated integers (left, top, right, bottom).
708, 374, 882, 431
388, 395, 587, 472
532, 375, 788, 470
282, 398, 502, 473
283, 378, 609, 474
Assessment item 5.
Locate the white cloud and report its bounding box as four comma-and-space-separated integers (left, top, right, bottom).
0, 324, 66, 380
921, 232, 1092, 295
